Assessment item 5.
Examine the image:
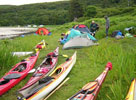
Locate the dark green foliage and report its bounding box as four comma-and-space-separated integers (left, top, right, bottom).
0, 0, 136, 26
69, 0, 84, 21
84, 6, 97, 17
0, 1, 70, 26
76, 17, 90, 22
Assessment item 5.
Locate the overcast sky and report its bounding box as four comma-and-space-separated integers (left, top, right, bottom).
0, 0, 64, 5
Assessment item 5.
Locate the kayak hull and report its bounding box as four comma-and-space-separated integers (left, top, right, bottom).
68, 62, 112, 100
126, 79, 136, 100
18, 47, 59, 95
17, 52, 76, 100
0, 51, 39, 96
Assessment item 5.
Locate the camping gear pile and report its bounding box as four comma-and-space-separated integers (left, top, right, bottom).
111, 30, 124, 39
111, 27, 136, 39
124, 26, 136, 37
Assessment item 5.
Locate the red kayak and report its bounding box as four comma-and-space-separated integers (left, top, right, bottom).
18, 47, 59, 93
0, 51, 39, 96
68, 62, 112, 100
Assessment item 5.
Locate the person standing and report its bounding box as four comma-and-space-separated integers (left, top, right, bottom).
105, 16, 110, 37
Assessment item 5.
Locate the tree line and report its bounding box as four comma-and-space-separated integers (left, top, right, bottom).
0, 0, 136, 26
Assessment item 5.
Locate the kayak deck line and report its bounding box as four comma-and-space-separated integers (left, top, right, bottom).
43, 77, 70, 100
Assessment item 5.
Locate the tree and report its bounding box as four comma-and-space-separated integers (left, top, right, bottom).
101, 0, 110, 8
84, 6, 97, 17
69, 0, 84, 21
134, 0, 136, 4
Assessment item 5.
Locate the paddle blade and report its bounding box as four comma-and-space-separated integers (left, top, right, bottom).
82, 81, 98, 91
28, 69, 36, 73
62, 54, 68, 58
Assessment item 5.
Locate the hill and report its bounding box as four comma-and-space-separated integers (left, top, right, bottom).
0, 1, 70, 26
0, 14, 136, 100
0, 0, 136, 26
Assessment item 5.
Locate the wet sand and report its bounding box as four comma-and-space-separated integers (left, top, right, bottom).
0, 27, 37, 39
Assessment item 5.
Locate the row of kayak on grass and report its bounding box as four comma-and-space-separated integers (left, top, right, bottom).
0, 40, 135, 100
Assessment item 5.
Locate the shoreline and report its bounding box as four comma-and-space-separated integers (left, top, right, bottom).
0, 27, 37, 39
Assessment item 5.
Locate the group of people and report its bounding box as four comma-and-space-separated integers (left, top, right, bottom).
90, 16, 110, 37
59, 16, 110, 43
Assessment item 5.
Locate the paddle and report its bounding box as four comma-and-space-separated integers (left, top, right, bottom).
68, 81, 98, 100
134, 79, 136, 100
28, 69, 36, 73
61, 54, 68, 58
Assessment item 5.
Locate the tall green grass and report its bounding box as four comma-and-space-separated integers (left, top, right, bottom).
0, 15, 136, 100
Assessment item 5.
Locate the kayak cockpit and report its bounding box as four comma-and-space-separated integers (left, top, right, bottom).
41, 57, 53, 67
0, 79, 10, 85
0, 73, 21, 85
18, 76, 54, 99
50, 67, 63, 79
13, 63, 27, 72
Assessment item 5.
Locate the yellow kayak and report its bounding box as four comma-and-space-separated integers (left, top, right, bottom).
126, 79, 136, 100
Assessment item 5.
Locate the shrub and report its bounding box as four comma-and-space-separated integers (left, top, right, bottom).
76, 17, 90, 22
84, 6, 97, 17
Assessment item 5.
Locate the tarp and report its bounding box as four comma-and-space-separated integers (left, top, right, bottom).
60, 29, 96, 44
36, 28, 51, 35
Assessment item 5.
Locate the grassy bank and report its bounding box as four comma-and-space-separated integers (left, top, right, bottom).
0, 15, 136, 100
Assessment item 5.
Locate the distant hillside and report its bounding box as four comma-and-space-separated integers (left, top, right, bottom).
0, 1, 70, 26
0, 0, 136, 26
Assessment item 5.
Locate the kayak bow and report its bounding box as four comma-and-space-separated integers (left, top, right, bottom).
68, 62, 112, 100
126, 79, 136, 100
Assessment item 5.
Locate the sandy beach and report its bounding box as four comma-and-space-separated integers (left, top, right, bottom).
0, 27, 37, 39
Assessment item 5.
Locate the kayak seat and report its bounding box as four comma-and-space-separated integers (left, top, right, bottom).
30, 54, 36, 57
0, 79, 10, 85
52, 53, 58, 57
3, 73, 21, 80
25, 78, 53, 99
66, 58, 70, 61
43, 58, 53, 65
33, 73, 43, 77
39, 76, 54, 84
13, 63, 26, 72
